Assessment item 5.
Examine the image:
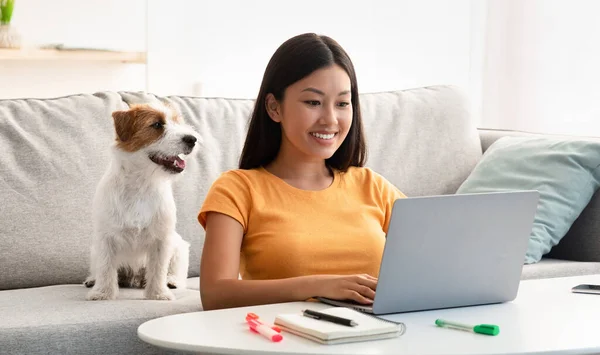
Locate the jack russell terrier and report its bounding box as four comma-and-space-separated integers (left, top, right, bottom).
84, 102, 199, 301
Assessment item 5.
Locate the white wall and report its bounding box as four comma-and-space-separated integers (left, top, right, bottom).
474, 0, 600, 136
1, 0, 473, 100
0, 0, 147, 99
147, 0, 473, 99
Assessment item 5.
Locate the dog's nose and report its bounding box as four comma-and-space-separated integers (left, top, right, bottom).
182, 135, 197, 148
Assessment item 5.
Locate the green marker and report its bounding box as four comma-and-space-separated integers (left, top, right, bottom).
435, 319, 500, 336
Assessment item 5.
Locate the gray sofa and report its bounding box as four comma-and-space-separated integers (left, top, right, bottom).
1, 85, 599, 354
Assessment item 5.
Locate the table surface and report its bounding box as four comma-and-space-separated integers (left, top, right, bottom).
138, 274, 600, 355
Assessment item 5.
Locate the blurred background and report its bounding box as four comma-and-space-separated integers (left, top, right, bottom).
1, 0, 599, 136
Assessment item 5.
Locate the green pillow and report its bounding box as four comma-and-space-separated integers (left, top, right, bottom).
456, 136, 600, 264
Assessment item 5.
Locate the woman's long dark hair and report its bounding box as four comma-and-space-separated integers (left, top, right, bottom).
238, 33, 366, 172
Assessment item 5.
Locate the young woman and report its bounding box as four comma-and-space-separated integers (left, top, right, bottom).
198, 33, 406, 310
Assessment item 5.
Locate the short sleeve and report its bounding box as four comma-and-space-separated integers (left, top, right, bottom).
198, 170, 252, 233
373, 171, 406, 233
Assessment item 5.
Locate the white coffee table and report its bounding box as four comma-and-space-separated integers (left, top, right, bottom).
138, 275, 600, 354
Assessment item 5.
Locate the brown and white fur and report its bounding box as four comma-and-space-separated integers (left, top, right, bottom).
84, 102, 199, 301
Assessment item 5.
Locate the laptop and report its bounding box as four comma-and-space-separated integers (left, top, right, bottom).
317, 190, 540, 315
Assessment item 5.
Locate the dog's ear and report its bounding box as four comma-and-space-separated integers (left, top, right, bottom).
163, 101, 184, 123
112, 110, 134, 142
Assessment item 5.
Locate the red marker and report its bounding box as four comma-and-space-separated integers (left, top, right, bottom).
246, 313, 282, 332
245, 313, 283, 342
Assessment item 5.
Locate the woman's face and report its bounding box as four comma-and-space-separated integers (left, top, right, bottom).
267, 64, 353, 163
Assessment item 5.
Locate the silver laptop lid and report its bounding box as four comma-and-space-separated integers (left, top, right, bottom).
372, 190, 539, 315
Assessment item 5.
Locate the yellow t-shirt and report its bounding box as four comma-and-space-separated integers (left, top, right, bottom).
198, 166, 406, 280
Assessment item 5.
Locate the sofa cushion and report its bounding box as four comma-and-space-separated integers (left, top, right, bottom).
457, 136, 600, 264
521, 258, 600, 280
186, 276, 200, 290
479, 128, 600, 262
0, 283, 200, 355
360, 85, 482, 196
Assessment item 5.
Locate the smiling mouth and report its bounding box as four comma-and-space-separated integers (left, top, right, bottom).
149, 153, 186, 173
310, 132, 337, 140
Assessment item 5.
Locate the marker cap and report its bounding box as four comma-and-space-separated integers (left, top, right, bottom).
473, 324, 500, 336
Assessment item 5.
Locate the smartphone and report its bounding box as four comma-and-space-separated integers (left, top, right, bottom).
571, 284, 600, 294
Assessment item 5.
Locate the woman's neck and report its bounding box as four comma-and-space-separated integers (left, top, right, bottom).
264, 147, 333, 191
266, 157, 330, 179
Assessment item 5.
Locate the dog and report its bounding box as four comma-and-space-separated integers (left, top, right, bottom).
84, 102, 199, 301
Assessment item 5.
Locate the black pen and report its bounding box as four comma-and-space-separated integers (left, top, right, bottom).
302, 309, 358, 327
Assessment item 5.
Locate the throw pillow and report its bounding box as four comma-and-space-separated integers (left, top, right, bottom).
456, 136, 600, 264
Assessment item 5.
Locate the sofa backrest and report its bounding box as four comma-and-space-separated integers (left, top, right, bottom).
0, 85, 481, 290
358, 86, 482, 196
0, 92, 130, 290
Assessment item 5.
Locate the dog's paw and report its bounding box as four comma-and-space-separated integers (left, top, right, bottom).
144, 288, 176, 301
83, 277, 95, 288
86, 289, 117, 301
166, 275, 186, 289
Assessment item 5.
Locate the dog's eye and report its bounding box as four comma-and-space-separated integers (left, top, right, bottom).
151, 122, 164, 129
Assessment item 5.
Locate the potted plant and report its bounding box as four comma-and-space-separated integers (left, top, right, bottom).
0, 0, 21, 48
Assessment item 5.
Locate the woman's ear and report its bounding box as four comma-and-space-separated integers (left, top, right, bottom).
265, 93, 282, 123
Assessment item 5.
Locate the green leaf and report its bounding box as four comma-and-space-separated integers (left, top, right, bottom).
1, 0, 15, 25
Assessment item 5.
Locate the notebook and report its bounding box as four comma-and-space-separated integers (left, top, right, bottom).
274, 307, 405, 345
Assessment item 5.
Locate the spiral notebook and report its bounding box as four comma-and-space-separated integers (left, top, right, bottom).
274, 307, 405, 345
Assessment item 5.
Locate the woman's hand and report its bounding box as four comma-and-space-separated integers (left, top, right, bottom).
311, 274, 378, 304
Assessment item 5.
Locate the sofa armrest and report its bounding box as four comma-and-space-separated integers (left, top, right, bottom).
478, 128, 600, 262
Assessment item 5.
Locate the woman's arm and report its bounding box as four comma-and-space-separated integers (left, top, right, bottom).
199, 212, 377, 310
